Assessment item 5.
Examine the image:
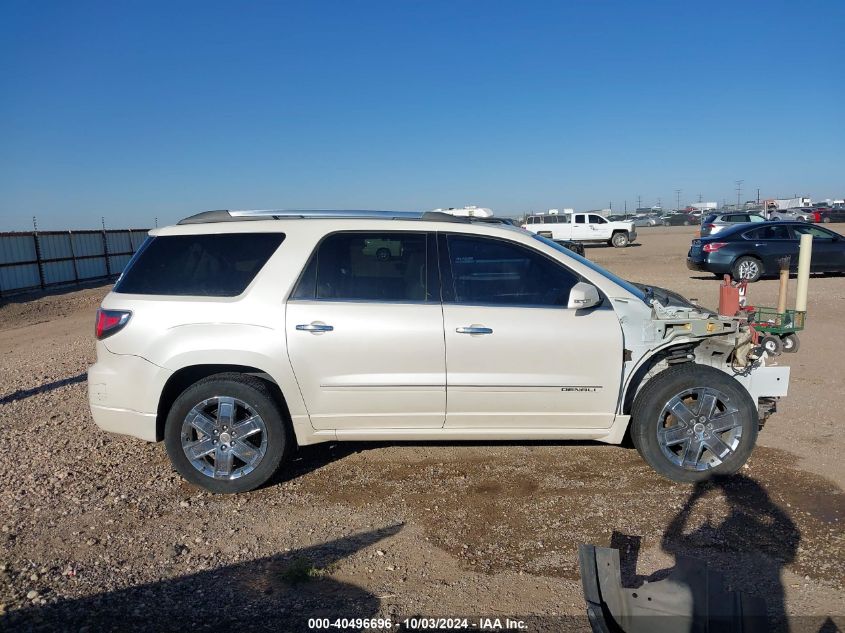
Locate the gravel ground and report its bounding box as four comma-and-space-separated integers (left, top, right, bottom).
0, 226, 843, 632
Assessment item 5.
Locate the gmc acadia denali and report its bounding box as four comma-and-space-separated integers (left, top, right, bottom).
88, 209, 790, 493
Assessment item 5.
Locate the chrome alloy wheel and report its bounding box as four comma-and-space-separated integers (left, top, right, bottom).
737, 259, 759, 279
180, 396, 268, 480
656, 387, 743, 471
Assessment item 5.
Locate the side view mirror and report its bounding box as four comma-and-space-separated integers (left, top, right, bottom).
568, 282, 601, 310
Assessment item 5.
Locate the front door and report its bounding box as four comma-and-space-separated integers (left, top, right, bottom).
791, 224, 844, 271
588, 214, 613, 240
286, 231, 446, 429
439, 234, 624, 429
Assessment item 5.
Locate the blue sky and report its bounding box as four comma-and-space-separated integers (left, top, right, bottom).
1, 1, 843, 230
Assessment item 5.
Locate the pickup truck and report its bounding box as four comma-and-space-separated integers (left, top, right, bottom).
522, 213, 637, 247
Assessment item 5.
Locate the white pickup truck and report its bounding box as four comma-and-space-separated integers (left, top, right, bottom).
522, 213, 637, 247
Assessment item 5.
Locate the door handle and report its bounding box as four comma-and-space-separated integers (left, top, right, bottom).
456, 326, 493, 335
296, 323, 334, 333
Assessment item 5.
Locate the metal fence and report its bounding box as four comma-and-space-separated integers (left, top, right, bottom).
0, 229, 150, 297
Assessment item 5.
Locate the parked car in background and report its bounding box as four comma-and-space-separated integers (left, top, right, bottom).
815, 204, 845, 224
662, 212, 698, 226
700, 212, 766, 237
632, 213, 661, 227
687, 221, 845, 282
768, 208, 815, 222
522, 212, 637, 247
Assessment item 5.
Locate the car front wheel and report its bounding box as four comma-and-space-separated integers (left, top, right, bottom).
611, 232, 629, 248
164, 373, 290, 494
631, 364, 758, 483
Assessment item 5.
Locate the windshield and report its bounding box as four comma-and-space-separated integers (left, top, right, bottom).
532, 234, 648, 304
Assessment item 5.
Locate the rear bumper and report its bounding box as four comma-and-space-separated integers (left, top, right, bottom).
686, 251, 733, 275
90, 405, 157, 442
88, 346, 171, 441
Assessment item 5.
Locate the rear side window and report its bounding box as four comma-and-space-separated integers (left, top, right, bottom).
291, 232, 433, 302
744, 225, 791, 240
114, 233, 284, 296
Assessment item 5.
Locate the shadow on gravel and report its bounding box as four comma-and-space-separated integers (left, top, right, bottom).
612, 474, 802, 633
0, 372, 87, 405
1, 524, 402, 632
267, 439, 616, 488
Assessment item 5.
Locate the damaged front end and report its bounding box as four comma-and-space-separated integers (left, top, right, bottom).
616, 288, 790, 425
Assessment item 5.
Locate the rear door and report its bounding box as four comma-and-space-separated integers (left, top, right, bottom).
570, 214, 591, 241
440, 233, 623, 429
286, 231, 446, 429
741, 225, 797, 270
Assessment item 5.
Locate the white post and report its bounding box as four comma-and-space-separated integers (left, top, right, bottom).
794, 233, 813, 312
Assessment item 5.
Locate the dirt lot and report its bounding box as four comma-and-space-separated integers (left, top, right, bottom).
1, 226, 843, 632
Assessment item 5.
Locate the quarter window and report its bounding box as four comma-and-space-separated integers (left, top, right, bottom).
292, 232, 431, 302
445, 235, 579, 307
114, 233, 284, 297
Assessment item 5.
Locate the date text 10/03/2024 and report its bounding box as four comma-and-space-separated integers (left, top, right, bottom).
307, 617, 529, 630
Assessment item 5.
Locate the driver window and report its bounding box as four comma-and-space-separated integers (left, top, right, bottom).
446, 235, 579, 307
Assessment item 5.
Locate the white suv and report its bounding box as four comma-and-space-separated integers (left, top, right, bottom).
88, 210, 790, 493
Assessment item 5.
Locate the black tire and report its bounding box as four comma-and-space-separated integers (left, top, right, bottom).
611, 232, 629, 248
782, 333, 800, 353
761, 335, 783, 355
631, 364, 758, 483
375, 247, 391, 261
823, 217, 831, 224
164, 373, 290, 494
683, 220, 691, 226
732, 256, 763, 282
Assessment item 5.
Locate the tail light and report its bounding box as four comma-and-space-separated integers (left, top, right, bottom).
703, 242, 727, 253
703, 224, 715, 230
95, 308, 131, 340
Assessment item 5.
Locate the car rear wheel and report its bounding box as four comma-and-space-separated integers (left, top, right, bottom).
164, 373, 290, 494
732, 256, 762, 282
631, 364, 758, 483
611, 232, 629, 248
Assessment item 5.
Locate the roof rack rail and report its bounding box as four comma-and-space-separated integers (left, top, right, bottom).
177, 209, 514, 225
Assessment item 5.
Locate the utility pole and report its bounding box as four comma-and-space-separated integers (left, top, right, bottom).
637, 195, 642, 209
698, 193, 703, 203
674, 189, 682, 211
735, 180, 744, 208
657, 197, 662, 210
155, 217, 159, 228
756, 188, 760, 204
624, 200, 627, 212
